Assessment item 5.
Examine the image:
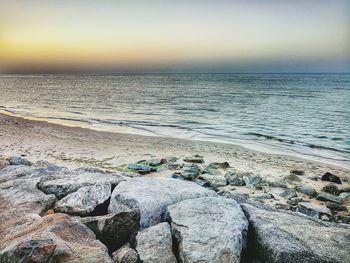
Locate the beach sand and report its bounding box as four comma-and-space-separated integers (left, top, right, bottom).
0, 112, 349, 179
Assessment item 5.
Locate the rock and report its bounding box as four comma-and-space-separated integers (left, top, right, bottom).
111, 243, 139, 263
326, 202, 346, 212
148, 158, 166, 166
183, 155, 204, 163
167, 197, 248, 263
54, 184, 111, 215
175, 163, 200, 180
339, 192, 350, 200
322, 183, 341, 196
108, 177, 216, 229
316, 193, 343, 204
243, 175, 264, 190
127, 163, 155, 174
287, 197, 304, 206
194, 178, 209, 187
198, 173, 227, 188
283, 173, 301, 183
251, 193, 274, 201
0, 213, 112, 263
321, 172, 342, 184
290, 170, 304, 176
296, 202, 331, 219
242, 203, 350, 263
267, 179, 287, 188
295, 184, 318, 197
136, 222, 176, 263
8, 156, 32, 166
81, 209, 140, 253
278, 189, 297, 200
274, 203, 291, 210
37, 167, 124, 199
225, 171, 245, 186
0, 160, 9, 170
309, 176, 319, 181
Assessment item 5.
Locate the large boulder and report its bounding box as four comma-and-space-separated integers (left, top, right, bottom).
0, 213, 112, 263
81, 209, 140, 253
166, 197, 248, 263
54, 184, 111, 215
37, 167, 124, 199
136, 222, 176, 263
108, 177, 216, 229
242, 203, 350, 263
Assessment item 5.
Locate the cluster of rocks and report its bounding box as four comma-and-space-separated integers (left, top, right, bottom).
0, 155, 349, 263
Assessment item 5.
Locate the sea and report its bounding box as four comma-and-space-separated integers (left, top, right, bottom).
0, 73, 349, 168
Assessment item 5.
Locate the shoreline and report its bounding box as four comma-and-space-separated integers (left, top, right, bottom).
0, 110, 349, 172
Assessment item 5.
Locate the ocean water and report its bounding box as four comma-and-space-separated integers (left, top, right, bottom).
0, 73, 349, 167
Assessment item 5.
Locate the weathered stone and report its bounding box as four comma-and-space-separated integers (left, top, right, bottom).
287, 197, 304, 206
8, 156, 32, 166
136, 222, 176, 263
274, 203, 291, 210
316, 193, 343, 204
0, 160, 9, 170
243, 175, 264, 190
54, 184, 112, 215
290, 170, 304, 176
81, 209, 140, 253
148, 158, 166, 166
321, 172, 342, 184
0, 213, 112, 263
108, 177, 216, 229
283, 173, 301, 183
326, 202, 346, 212
167, 197, 248, 263
295, 184, 318, 197
175, 163, 200, 180
198, 173, 227, 188
242, 203, 350, 263
322, 183, 341, 196
111, 243, 138, 263
296, 202, 331, 219
251, 193, 274, 201
127, 163, 155, 173
339, 192, 350, 201
183, 155, 204, 163
268, 179, 287, 188
37, 167, 124, 199
225, 171, 245, 186
278, 189, 297, 200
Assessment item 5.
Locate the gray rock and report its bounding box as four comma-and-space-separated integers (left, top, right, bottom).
225, 171, 245, 186
316, 193, 343, 204
243, 175, 264, 190
295, 184, 318, 197
0, 160, 9, 170
321, 172, 342, 184
108, 177, 216, 229
167, 197, 248, 263
81, 209, 140, 253
176, 163, 200, 180
136, 222, 176, 263
127, 163, 155, 173
54, 184, 112, 215
111, 243, 139, 263
242, 203, 350, 263
278, 189, 297, 200
283, 173, 301, 183
322, 183, 341, 196
287, 197, 304, 206
290, 170, 304, 176
296, 202, 331, 219
251, 193, 274, 201
0, 213, 112, 263
198, 173, 227, 188
339, 192, 350, 200
268, 179, 287, 188
8, 156, 32, 166
37, 168, 124, 199
148, 158, 166, 166
183, 155, 204, 163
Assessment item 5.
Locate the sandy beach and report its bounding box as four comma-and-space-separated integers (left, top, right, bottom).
1, 112, 349, 178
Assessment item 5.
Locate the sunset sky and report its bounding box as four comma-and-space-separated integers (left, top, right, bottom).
0, 0, 349, 73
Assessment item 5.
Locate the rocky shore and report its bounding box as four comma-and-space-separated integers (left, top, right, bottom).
0, 155, 350, 262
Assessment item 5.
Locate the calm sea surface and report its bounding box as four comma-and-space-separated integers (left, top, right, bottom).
0, 74, 349, 167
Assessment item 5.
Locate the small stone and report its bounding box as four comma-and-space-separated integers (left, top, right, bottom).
283, 173, 301, 183
198, 174, 227, 188
296, 202, 331, 219
339, 192, 350, 201
8, 156, 32, 166
320, 214, 330, 221
275, 203, 291, 210
287, 197, 304, 206
183, 155, 204, 163
295, 184, 318, 197
148, 159, 166, 166
326, 202, 346, 212
268, 179, 287, 188
316, 193, 343, 204
321, 172, 342, 184
322, 183, 341, 196
127, 163, 155, 174
111, 243, 138, 263
290, 170, 304, 176
309, 176, 319, 181
278, 189, 297, 200
225, 171, 245, 186
0, 160, 10, 170
243, 175, 264, 190
180, 163, 200, 180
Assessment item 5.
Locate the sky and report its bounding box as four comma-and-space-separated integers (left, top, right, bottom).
0, 0, 349, 73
